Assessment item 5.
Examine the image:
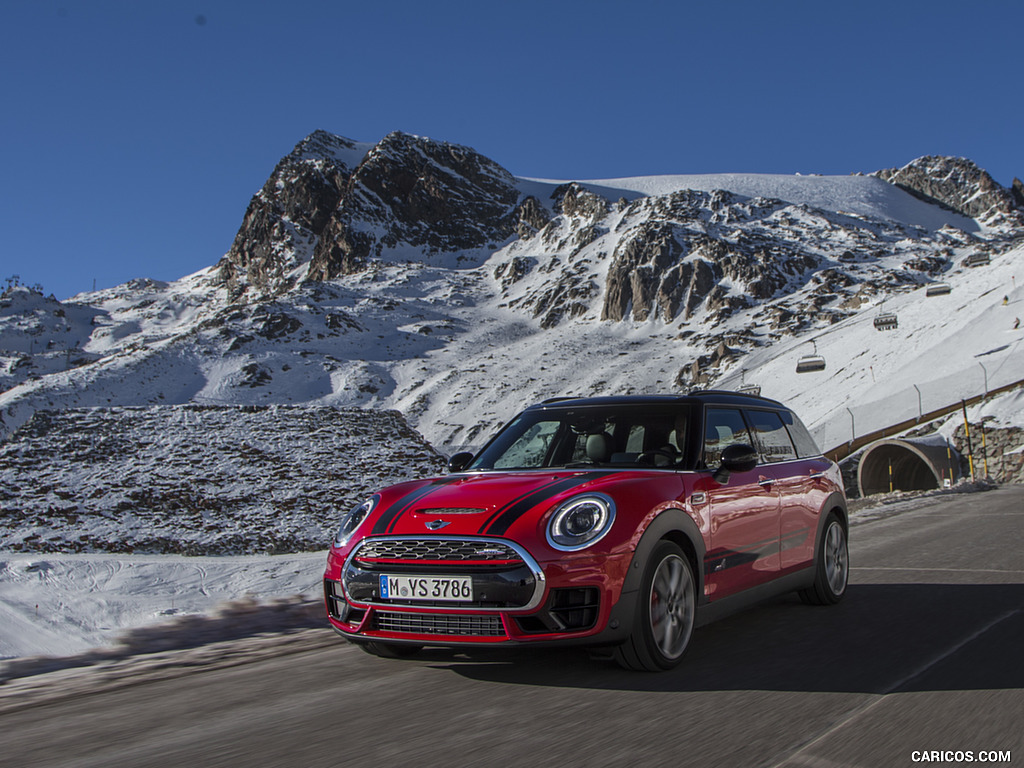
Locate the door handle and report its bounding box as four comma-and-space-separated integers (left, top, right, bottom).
757, 476, 773, 487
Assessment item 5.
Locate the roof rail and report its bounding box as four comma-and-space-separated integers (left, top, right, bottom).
691, 388, 767, 399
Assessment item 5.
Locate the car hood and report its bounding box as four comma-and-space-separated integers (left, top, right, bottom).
364, 469, 618, 539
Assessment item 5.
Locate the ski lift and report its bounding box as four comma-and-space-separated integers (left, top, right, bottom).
737, 370, 761, 397
874, 312, 898, 331
926, 282, 952, 297
963, 253, 990, 268
795, 340, 826, 374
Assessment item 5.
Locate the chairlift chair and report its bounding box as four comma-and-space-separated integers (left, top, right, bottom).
926, 282, 952, 297
795, 355, 826, 374
737, 369, 761, 397
873, 312, 898, 331
795, 340, 826, 373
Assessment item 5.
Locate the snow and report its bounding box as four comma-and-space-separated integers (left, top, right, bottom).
522, 172, 979, 232
0, 552, 323, 661
724, 244, 1024, 451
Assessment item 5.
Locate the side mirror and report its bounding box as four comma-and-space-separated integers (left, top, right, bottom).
712, 443, 758, 484
447, 451, 474, 473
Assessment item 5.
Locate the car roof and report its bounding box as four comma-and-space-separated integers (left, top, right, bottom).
531, 390, 787, 411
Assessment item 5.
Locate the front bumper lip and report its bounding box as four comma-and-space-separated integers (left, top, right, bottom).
340, 535, 548, 612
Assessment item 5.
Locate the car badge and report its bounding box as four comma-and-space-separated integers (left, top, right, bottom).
425, 520, 451, 531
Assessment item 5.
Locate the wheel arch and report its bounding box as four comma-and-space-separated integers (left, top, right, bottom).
621, 508, 706, 603
818, 491, 849, 539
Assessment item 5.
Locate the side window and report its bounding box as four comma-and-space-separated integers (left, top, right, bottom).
703, 407, 754, 468
493, 420, 561, 469
780, 410, 822, 458
745, 409, 798, 463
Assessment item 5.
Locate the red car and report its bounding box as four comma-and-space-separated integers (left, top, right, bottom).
324, 391, 849, 671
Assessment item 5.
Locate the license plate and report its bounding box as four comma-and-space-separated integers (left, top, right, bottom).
379, 574, 473, 602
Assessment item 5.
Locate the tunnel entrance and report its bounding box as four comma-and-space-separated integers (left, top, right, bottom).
857, 437, 961, 497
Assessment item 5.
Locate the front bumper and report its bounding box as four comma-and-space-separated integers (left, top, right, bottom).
324, 536, 633, 647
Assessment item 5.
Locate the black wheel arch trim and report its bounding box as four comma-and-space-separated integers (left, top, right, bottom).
598, 508, 707, 646
810, 490, 849, 578
817, 491, 849, 538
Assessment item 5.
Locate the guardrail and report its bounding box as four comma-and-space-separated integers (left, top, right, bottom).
825, 376, 1024, 464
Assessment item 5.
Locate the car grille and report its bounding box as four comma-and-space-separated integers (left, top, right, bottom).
374, 611, 506, 637
343, 537, 544, 611
355, 538, 523, 563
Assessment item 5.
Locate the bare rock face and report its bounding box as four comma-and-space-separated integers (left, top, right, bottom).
307, 132, 521, 280
219, 130, 362, 298
551, 182, 609, 220
220, 130, 522, 293
875, 156, 1024, 226
602, 222, 687, 322
1012, 178, 1024, 209
513, 196, 551, 238
600, 197, 823, 325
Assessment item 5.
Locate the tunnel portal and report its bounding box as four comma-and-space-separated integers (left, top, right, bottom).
857, 437, 961, 497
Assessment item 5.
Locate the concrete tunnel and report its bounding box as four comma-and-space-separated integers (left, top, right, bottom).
857, 435, 962, 497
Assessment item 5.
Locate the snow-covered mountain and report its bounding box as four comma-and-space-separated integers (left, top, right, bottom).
2, 130, 1023, 549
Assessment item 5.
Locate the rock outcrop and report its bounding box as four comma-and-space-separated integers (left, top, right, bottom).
875, 156, 1024, 227
219, 130, 364, 298
306, 131, 521, 280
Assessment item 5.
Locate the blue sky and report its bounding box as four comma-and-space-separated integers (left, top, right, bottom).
3, 0, 1023, 300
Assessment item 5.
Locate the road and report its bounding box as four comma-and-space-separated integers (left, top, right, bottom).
2, 486, 1022, 768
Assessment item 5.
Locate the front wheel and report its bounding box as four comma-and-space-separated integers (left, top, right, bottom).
800, 514, 849, 605
615, 541, 696, 672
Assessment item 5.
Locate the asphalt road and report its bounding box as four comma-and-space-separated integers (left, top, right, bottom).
2, 486, 1022, 768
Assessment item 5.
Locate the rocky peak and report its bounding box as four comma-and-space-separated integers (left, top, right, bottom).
874, 156, 1024, 227
307, 131, 521, 281
1013, 178, 1024, 209
219, 131, 366, 299
551, 183, 610, 220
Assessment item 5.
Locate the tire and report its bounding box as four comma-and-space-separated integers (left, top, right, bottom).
358, 641, 424, 659
615, 541, 696, 672
800, 514, 849, 605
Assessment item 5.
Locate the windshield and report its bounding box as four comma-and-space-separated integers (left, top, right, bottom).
468, 403, 696, 471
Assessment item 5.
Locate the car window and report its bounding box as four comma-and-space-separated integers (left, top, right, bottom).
469, 404, 695, 470
703, 407, 753, 468
744, 409, 798, 463
492, 419, 561, 469
779, 410, 822, 458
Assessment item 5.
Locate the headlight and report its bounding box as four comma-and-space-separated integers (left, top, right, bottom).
546, 493, 616, 551
334, 496, 378, 548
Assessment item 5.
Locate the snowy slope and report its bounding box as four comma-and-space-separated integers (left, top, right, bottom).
718, 243, 1024, 449
0, 551, 324, 660
524, 172, 979, 232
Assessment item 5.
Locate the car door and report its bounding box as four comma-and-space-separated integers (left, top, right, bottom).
702, 406, 780, 598
743, 408, 816, 572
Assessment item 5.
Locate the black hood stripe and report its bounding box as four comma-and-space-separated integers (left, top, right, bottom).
371, 477, 460, 535
478, 476, 567, 531
483, 471, 612, 536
